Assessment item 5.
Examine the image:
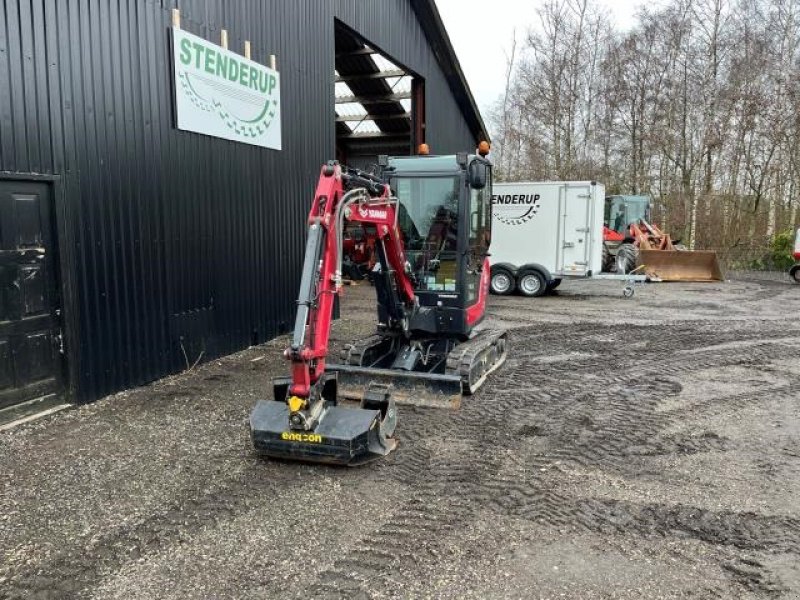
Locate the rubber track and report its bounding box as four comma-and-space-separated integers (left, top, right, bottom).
445, 327, 507, 393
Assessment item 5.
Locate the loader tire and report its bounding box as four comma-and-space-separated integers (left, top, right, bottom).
547, 278, 562, 292
602, 243, 615, 273
790, 263, 800, 283
616, 243, 638, 275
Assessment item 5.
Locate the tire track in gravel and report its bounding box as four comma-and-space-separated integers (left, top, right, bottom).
1, 462, 282, 600
305, 320, 800, 597
306, 400, 510, 597
9, 318, 796, 599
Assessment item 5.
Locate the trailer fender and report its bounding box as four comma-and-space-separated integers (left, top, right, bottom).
490, 262, 521, 277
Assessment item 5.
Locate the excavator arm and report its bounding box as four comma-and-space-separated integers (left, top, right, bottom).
248, 162, 419, 464
285, 162, 416, 425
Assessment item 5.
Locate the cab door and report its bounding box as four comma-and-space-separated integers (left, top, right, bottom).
463, 164, 492, 315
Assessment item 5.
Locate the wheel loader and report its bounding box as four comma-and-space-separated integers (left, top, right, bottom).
603, 195, 723, 281
249, 151, 507, 465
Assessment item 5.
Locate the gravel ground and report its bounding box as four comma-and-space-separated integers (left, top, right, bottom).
2, 277, 800, 599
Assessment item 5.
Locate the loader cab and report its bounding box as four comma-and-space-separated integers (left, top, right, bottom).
605, 195, 651, 234
382, 154, 492, 335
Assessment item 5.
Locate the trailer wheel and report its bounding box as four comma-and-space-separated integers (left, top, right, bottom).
790, 264, 800, 283
490, 269, 515, 295
517, 271, 547, 297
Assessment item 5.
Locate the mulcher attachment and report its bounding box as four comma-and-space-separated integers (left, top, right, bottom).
250, 374, 397, 466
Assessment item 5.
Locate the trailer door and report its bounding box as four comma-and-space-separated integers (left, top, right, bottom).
557, 184, 593, 276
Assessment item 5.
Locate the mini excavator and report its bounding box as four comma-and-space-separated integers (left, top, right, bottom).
250, 150, 507, 465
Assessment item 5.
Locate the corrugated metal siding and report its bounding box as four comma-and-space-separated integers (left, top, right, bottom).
0, 0, 479, 402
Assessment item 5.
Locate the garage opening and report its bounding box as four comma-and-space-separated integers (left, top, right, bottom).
334, 21, 425, 170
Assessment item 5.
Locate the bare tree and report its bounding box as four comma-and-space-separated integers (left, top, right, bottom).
489, 0, 800, 253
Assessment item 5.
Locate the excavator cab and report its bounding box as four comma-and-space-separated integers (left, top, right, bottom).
332, 154, 504, 412
385, 154, 492, 337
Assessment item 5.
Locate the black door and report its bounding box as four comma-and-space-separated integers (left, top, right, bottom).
0, 180, 63, 411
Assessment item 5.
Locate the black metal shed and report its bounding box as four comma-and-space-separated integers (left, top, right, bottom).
0, 0, 488, 412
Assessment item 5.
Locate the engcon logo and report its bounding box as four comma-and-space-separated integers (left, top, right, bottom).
281, 432, 323, 444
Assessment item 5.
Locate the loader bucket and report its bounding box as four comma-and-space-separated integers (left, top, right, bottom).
328, 363, 463, 410
639, 249, 723, 282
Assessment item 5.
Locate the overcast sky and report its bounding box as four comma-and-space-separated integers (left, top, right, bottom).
434, 0, 653, 126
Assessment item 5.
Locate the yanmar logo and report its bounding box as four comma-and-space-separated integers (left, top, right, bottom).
491, 193, 541, 225
358, 206, 388, 220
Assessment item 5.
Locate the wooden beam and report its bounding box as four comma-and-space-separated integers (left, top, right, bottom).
336, 113, 411, 123
338, 132, 410, 140
335, 69, 405, 82
335, 91, 411, 104
335, 47, 377, 58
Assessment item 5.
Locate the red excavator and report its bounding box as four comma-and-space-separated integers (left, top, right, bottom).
250, 152, 507, 465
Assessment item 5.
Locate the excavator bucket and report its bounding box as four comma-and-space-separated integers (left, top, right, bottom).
639, 249, 723, 282
250, 400, 397, 466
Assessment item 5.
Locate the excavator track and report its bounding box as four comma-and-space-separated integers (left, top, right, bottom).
341, 334, 396, 367
446, 327, 508, 394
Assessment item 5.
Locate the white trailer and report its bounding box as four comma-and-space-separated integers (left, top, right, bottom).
489, 181, 606, 296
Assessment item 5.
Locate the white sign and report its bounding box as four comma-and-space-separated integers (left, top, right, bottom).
172, 28, 282, 150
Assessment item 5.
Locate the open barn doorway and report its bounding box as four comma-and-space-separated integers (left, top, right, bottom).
334, 21, 425, 171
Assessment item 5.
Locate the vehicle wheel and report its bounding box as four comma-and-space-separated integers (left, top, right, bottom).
623, 285, 635, 298
547, 278, 562, 291
517, 271, 547, 297
790, 264, 800, 283
490, 268, 515, 295
602, 243, 615, 272
616, 243, 638, 274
